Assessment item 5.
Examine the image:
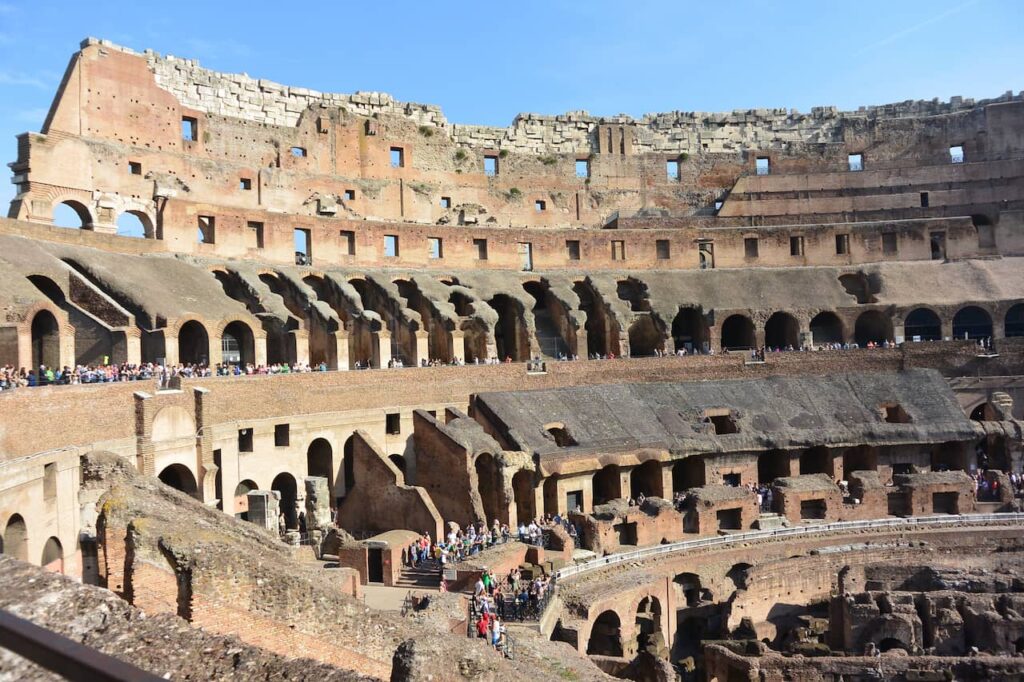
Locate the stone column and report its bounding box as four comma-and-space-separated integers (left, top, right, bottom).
16, 328, 31, 369
291, 329, 310, 365
124, 329, 142, 365
162, 330, 179, 365
247, 491, 280, 532
375, 331, 391, 368
133, 391, 155, 476
451, 330, 466, 365
333, 332, 349, 370
415, 330, 429, 365
304, 477, 332, 532
254, 335, 268, 367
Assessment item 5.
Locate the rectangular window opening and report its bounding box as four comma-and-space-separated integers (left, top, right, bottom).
43, 462, 57, 500
714, 200, 724, 212
656, 239, 670, 260
848, 153, 863, 172
386, 413, 401, 435
294, 228, 312, 265
473, 238, 488, 260
390, 147, 405, 168
239, 177, 252, 190
576, 159, 590, 179
744, 237, 759, 258
535, 199, 546, 212
440, 196, 451, 209
755, 157, 770, 176
238, 428, 253, 453
197, 215, 215, 245
181, 117, 197, 142
344, 189, 356, 201
698, 241, 715, 269
518, 242, 533, 271
128, 161, 142, 176
882, 232, 898, 255
835, 233, 850, 255
248, 221, 264, 250
484, 155, 498, 176
949, 145, 964, 164
274, 424, 290, 447
920, 191, 930, 208
666, 159, 680, 180
384, 234, 399, 258
611, 240, 626, 261
340, 230, 356, 256
428, 237, 443, 259
790, 235, 804, 256
566, 239, 581, 261
290, 146, 306, 158
930, 231, 946, 260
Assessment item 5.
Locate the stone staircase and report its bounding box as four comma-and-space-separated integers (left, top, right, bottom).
395, 562, 442, 590
532, 308, 569, 358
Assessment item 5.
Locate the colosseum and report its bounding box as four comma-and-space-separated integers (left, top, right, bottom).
1, 37, 1024, 681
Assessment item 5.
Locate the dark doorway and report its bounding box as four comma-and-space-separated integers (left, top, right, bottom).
367, 548, 384, 583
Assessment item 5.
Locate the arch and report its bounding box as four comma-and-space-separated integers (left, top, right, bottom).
388, 453, 406, 474
2, 514, 29, 562
1005, 303, 1024, 338
904, 308, 942, 341
720, 314, 755, 350
475, 453, 502, 523
512, 469, 535, 524
159, 464, 199, 498
627, 315, 665, 357
674, 573, 704, 607
522, 280, 574, 358
30, 309, 61, 371
587, 610, 623, 656
41, 537, 64, 574
151, 406, 196, 442
272, 472, 299, 530
809, 312, 844, 345
593, 464, 622, 505
233, 479, 258, 520
572, 280, 620, 358
630, 460, 664, 499
177, 320, 210, 366
969, 402, 998, 422
488, 294, 528, 362
727, 562, 752, 590
234, 479, 258, 497
764, 312, 799, 349
878, 637, 909, 653
221, 320, 255, 366
952, 306, 993, 340
52, 200, 92, 229
307, 438, 334, 489
671, 307, 708, 353
853, 310, 892, 346
545, 423, 577, 447
634, 596, 664, 651
116, 210, 154, 239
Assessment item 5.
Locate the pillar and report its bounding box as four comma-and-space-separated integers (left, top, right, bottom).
247, 491, 279, 532
304, 477, 332, 532
16, 328, 31, 369
124, 330, 142, 365
451, 330, 466, 364
415, 330, 429, 365
291, 329, 310, 365
162, 330, 179, 365
254, 335, 268, 367
375, 331, 390, 368
660, 464, 673, 500
333, 332, 349, 370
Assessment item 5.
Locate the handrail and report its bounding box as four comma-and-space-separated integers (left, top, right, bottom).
0, 609, 163, 681
554, 513, 1024, 582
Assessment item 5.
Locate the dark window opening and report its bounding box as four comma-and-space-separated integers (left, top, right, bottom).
473, 238, 488, 260
800, 499, 827, 520
340, 230, 355, 256
535, 199, 546, 212
717, 508, 742, 530
930, 231, 946, 260
920, 191, 930, 208
656, 239, 670, 260
706, 412, 738, 435
882, 232, 898, 255
790, 236, 804, 256
835, 233, 850, 255
197, 215, 215, 244
547, 425, 577, 447
128, 161, 142, 175
440, 196, 451, 208
698, 241, 714, 269
238, 428, 253, 453
248, 221, 264, 250
344, 189, 356, 201
386, 413, 401, 435
744, 237, 759, 258
566, 240, 581, 261
723, 473, 741, 487
239, 177, 252, 190
274, 424, 290, 447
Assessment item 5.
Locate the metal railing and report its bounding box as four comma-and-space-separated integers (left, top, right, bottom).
554, 513, 1024, 582
0, 609, 162, 681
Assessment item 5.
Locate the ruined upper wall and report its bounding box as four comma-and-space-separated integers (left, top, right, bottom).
88, 38, 1022, 156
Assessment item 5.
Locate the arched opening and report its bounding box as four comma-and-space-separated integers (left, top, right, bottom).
52, 200, 91, 229
523, 280, 573, 358
543, 475, 560, 516
512, 470, 535, 524
30, 309, 60, 371
764, 312, 799, 349
720, 314, 755, 350
573, 280, 620, 357
904, 308, 942, 341
389, 454, 406, 475
627, 315, 665, 357
475, 453, 502, 523
593, 464, 622, 505
616, 278, 651, 312
952, 306, 993, 340
635, 596, 663, 651
177, 320, 209, 366
969, 402, 998, 422
488, 294, 528, 362
587, 610, 623, 656
727, 562, 752, 590
158, 464, 199, 498
854, 310, 892, 346
272, 472, 298, 530
1005, 303, 1024, 338
41, 537, 63, 573
307, 438, 333, 490
546, 424, 577, 447
116, 211, 153, 239
671, 307, 709, 354
221, 321, 255, 367
674, 573, 704, 607
672, 457, 705, 492
878, 637, 909, 653
809, 312, 844, 345
233, 479, 257, 520
630, 460, 664, 499
2, 514, 29, 562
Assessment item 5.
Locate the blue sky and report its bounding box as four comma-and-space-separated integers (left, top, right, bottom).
1, 0, 1021, 212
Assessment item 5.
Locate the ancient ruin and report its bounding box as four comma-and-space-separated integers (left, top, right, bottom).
1, 37, 1024, 681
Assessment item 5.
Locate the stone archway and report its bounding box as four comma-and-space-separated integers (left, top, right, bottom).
587, 610, 624, 656
809, 312, 844, 345
630, 460, 664, 499
41, 536, 64, 574
30, 309, 61, 371
672, 307, 709, 353
307, 438, 333, 489
720, 314, 755, 350
952, 306, 993, 340
512, 470, 535, 524
221, 320, 255, 366
764, 312, 799, 349
272, 472, 299, 530
854, 310, 892, 346
904, 308, 942, 341
593, 464, 622, 505
178, 320, 210, 366
159, 464, 199, 498
2, 514, 29, 562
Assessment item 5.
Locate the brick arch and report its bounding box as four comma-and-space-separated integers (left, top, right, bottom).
213, 316, 266, 341
18, 300, 72, 336
49, 194, 96, 228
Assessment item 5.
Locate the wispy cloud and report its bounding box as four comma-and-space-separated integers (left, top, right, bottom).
855, 0, 981, 55
0, 71, 51, 89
